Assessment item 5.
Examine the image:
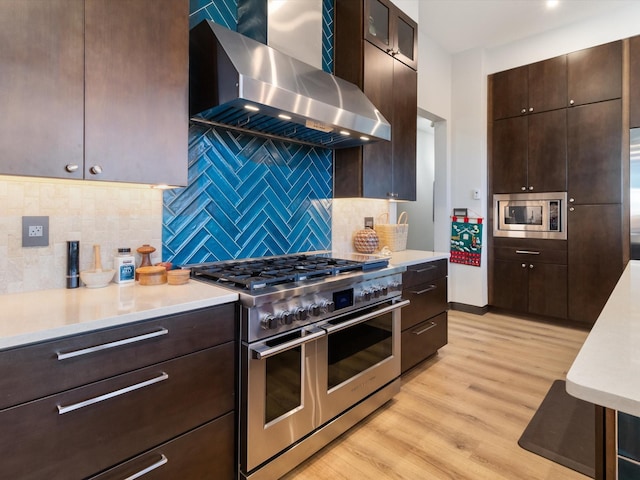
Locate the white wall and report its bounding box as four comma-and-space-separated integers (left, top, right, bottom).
487, 3, 640, 74
448, 49, 488, 307
416, 16, 452, 257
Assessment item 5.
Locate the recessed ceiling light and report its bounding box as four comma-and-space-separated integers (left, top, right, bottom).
244, 105, 260, 112
546, 0, 559, 8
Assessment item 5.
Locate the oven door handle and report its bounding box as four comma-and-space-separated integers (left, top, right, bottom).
250, 326, 326, 360
320, 299, 410, 334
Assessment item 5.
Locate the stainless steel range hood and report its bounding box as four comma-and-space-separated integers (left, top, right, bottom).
189, 21, 391, 149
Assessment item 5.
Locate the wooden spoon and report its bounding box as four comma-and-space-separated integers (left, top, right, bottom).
93, 245, 103, 272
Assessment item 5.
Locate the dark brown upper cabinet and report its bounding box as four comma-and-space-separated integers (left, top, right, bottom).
84, 0, 188, 185
629, 35, 640, 128
0, 0, 188, 186
334, 0, 417, 200
567, 40, 622, 107
0, 0, 84, 179
492, 109, 567, 193
364, 0, 418, 70
567, 99, 622, 205
492, 55, 567, 120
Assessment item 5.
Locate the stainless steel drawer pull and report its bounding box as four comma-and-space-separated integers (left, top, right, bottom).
515, 250, 540, 255
57, 372, 169, 415
56, 328, 169, 360
412, 265, 437, 273
124, 454, 168, 480
413, 322, 437, 336
411, 285, 437, 295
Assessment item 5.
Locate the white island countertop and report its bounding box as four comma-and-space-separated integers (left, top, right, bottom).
388, 250, 450, 267
567, 260, 640, 417
0, 280, 238, 351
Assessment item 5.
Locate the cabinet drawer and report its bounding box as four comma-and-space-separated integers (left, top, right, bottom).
403, 259, 447, 288
0, 343, 234, 480
0, 303, 235, 409
619, 457, 640, 480
493, 246, 567, 264
401, 312, 448, 373
89, 412, 235, 480
402, 276, 447, 330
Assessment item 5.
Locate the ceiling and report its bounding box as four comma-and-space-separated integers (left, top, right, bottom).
419, 0, 640, 54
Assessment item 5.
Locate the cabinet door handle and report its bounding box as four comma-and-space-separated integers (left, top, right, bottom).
56, 328, 169, 360
411, 265, 437, 274
124, 454, 168, 480
413, 321, 437, 336
57, 372, 169, 414
515, 250, 540, 255
410, 285, 437, 295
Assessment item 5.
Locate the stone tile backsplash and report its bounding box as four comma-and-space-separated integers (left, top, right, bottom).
0, 176, 163, 294
331, 198, 393, 253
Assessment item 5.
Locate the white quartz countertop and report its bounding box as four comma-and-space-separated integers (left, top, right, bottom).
0, 280, 238, 351
388, 250, 450, 267
567, 260, 640, 417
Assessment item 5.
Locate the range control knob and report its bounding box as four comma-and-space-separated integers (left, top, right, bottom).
361, 290, 372, 301
261, 315, 279, 330
294, 307, 308, 321
381, 285, 389, 296
309, 304, 321, 317
371, 286, 382, 298
321, 301, 335, 313
280, 311, 294, 325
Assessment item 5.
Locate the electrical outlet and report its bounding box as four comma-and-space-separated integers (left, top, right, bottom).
22, 216, 49, 247
364, 217, 374, 229
28, 225, 43, 237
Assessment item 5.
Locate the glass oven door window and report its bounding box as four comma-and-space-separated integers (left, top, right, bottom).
265, 345, 302, 424
327, 311, 393, 389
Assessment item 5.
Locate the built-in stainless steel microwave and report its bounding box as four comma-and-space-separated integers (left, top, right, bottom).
493, 192, 567, 240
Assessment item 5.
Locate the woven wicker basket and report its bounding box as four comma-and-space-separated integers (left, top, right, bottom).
374, 212, 408, 251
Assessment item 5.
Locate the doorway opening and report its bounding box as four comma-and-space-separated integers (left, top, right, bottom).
404, 108, 447, 251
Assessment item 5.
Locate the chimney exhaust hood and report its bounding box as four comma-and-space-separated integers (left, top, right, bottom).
189, 21, 391, 149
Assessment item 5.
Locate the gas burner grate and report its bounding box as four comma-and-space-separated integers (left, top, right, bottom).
189, 254, 384, 292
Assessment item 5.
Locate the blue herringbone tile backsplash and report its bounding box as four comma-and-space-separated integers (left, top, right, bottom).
164, 0, 334, 264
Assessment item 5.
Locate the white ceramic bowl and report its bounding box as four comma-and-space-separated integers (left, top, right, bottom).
80, 269, 115, 288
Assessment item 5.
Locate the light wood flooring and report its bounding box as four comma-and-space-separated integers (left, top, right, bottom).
282, 310, 591, 480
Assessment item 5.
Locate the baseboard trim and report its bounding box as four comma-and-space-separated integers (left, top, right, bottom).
448, 302, 489, 315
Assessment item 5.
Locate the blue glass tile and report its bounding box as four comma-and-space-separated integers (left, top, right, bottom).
166, 3, 335, 264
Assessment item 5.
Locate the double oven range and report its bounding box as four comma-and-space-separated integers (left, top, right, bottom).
190, 253, 408, 480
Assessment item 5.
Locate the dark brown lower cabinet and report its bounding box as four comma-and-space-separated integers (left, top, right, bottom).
401, 313, 448, 373
568, 203, 624, 325
401, 259, 448, 373
493, 260, 568, 319
491, 238, 568, 319
89, 413, 235, 480
0, 304, 236, 480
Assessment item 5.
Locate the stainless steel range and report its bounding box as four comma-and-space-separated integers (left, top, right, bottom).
190, 253, 408, 480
